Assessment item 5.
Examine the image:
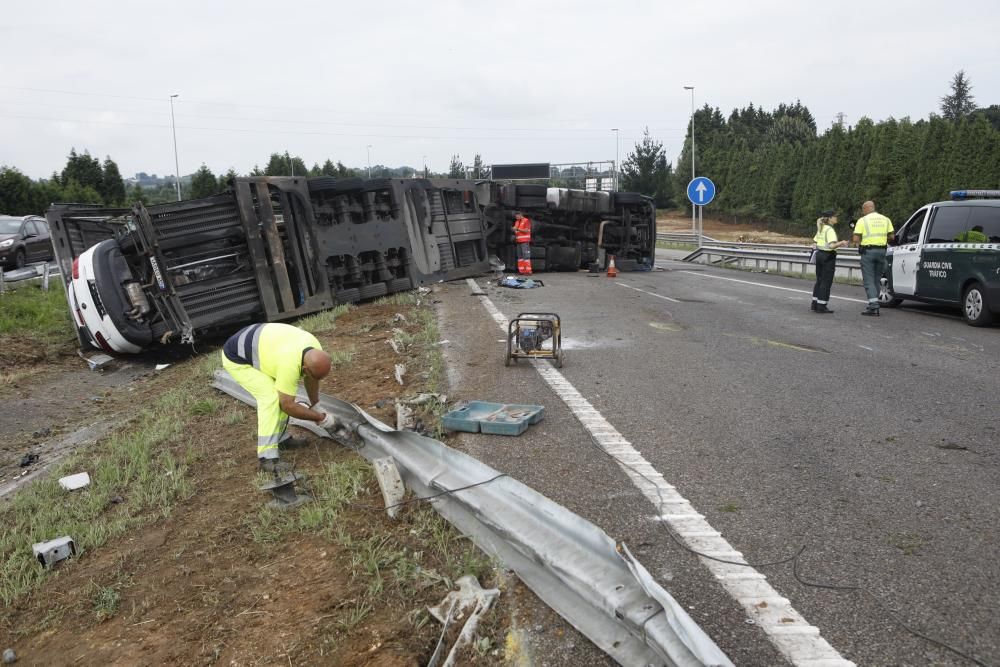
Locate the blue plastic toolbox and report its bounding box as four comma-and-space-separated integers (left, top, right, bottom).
442, 401, 545, 436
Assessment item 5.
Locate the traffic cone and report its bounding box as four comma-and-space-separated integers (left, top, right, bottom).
606, 255, 618, 278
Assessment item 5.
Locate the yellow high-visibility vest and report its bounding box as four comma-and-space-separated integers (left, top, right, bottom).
813, 225, 839, 252
856, 212, 894, 246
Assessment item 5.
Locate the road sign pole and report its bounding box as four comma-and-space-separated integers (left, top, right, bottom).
698, 205, 703, 250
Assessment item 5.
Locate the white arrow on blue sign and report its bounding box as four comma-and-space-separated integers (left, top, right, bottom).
686, 176, 716, 206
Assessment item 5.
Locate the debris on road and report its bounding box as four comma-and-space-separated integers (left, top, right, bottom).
32, 536, 76, 569
57, 472, 90, 491
2, 648, 16, 664
18, 453, 38, 468
78, 350, 114, 371
394, 364, 406, 386
428, 575, 500, 667
372, 457, 405, 519
497, 276, 543, 289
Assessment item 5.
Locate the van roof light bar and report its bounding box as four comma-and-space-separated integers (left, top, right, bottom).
950, 190, 1000, 200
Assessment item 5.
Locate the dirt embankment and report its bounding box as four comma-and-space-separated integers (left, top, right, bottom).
658, 210, 812, 244
0, 300, 508, 665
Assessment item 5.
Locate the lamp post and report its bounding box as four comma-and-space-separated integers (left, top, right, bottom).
367, 145, 372, 179
169, 94, 181, 202
683, 85, 695, 231
422, 155, 427, 178
611, 128, 619, 191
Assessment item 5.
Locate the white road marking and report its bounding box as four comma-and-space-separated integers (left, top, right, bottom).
679, 270, 868, 304
467, 278, 855, 667
616, 281, 682, 303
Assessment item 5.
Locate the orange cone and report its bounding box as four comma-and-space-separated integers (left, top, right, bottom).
606, 255, 618, 278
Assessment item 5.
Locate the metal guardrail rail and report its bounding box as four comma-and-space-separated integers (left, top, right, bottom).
0, 262, 58, 292
212, 370, 734, 667
656, 232, 719, 244
680, 245, 861, 281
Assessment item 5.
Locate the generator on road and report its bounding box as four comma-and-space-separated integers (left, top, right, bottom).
505, 312, 562, 368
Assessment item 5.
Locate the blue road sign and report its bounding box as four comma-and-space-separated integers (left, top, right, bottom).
687, 176, 716, 206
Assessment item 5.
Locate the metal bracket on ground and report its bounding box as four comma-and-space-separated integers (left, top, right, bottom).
33, 536, 76, 568
372, 457, 405, 519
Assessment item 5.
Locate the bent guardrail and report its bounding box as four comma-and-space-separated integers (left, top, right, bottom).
681, 246, 861, 281
212, 369, 734, 667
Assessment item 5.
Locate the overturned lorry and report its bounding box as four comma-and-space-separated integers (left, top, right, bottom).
476, 182, 656, 273
47, 176, 654, 353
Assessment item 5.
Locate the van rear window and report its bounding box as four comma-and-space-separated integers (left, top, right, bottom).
927, 206, 971, 243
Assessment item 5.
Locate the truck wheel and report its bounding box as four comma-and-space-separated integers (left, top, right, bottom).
336, 287, 361, 304
878, 277, 902, 307
14, 248, 26, 269
962, 281, 993, 326
613, 192, 644, 205
516, 185, 547, 197
359, 282, 388, 300
388, 278, 412, 293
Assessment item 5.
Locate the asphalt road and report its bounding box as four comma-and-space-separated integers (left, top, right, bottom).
435, 258, 999, 667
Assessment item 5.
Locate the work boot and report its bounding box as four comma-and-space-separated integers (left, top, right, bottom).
258, 458, 292, 474
861, 308, 880, 317
816, 305, 833, 314
810, 300, 817, 311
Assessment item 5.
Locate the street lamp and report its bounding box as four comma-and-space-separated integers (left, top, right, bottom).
611, 128, 619, 191
169, 94, 181, 202
683, 86, 695, 231
367, 145, 373, 179
422, 155, 427, 178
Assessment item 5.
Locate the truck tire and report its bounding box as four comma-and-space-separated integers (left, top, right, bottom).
336, 287, 361, 304
613, 192, 644, 206
359, 282, 388, 300
388, 277, 412, 293
516, 195, 547, 209
529, 245, 547, 259
962, 281, 994, 326
307, 177, 339, 192
516, 185, 547, 197
530, 258, 547, 272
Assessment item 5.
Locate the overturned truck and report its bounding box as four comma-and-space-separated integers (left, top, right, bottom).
477, 182, 656, 273
47, 176, 654, 353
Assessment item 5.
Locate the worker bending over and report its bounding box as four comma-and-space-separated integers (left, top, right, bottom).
221, 322, 337, 472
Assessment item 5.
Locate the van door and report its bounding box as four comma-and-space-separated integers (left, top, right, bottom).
919, 205, 971, 303
890, 208, 927, 296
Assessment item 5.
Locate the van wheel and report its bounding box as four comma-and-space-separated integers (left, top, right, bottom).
878, 276, 902, 307
962, 282, 993, 326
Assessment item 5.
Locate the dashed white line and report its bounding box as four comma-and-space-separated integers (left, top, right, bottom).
467, 277, 855, 667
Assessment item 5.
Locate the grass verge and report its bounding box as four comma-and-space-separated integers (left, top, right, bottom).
0, 360, 224, 605
0, 283, 72, 341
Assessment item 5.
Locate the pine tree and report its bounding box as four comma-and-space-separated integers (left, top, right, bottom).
940, 70, 976, 121
447, 155, 464, 178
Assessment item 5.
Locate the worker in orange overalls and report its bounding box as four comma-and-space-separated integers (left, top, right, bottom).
512, 211, 532, 275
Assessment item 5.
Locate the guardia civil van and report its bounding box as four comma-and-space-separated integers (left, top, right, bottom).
880, 190, 1000, 326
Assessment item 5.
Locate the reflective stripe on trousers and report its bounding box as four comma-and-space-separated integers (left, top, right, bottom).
222, 353, 287, 460
516, 243, 532, 275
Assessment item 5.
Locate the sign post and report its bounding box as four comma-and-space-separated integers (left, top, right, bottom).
686, 176, 716, 250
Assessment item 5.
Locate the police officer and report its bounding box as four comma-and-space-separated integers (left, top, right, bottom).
811, 209, 848, 313
851, 200, 895, 316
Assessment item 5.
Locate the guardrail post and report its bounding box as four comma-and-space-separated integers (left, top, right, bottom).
42, 263, 50, 291
0, 267, 5, 294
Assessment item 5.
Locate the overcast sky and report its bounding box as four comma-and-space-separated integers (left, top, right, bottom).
2, 0, 997, 181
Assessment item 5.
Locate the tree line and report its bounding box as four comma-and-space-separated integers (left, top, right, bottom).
668, 71, 1000, 230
